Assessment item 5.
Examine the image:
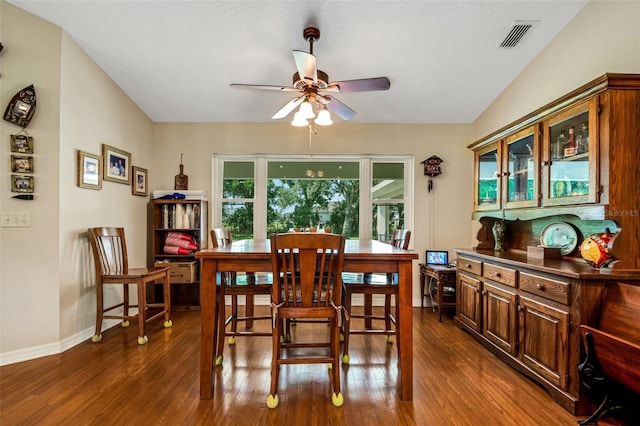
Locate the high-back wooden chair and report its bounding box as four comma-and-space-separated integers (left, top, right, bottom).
267, 233, 346, 408
210, 228, 271, 366
341, 229, 411, 363
88, 227, 172, 345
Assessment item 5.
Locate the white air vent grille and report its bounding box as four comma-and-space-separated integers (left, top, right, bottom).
499, 20, 539, 49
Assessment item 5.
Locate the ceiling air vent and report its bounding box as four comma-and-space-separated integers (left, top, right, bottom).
498, 20, 539, 49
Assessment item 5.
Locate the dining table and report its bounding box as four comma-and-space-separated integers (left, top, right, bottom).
195, 238, 419, 401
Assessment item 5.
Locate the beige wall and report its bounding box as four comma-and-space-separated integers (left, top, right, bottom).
1, 2, 155, 364
1, 2, 62, 358
474, 0, 640, 139
1, 0, 639, 364
152, 122, 475, 306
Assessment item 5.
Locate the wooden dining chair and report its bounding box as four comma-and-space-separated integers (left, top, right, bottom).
88, 227, 172, 345
211, 228, 271, 366
341, 229, 411, 363
267, 232, 347, 408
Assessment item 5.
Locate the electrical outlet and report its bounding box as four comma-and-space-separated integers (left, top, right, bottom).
1, 211, 31, 227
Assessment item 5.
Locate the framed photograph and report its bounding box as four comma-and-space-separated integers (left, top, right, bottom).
132, 166, 148, 196
77, 150, 102, 190
102, 144, 131, 184
11, 155, 34, 173
10, 134, 34, 153
11, 174, 34, 193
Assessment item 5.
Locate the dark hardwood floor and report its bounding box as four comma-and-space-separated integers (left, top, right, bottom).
0, 305, 629, 425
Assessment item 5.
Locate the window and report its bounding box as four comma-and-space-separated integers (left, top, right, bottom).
213, 156, 412, 242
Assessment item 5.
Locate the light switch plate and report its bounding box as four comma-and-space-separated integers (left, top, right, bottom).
1, 211, 31, 227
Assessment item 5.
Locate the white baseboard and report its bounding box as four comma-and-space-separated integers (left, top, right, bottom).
0, 318, 120, 366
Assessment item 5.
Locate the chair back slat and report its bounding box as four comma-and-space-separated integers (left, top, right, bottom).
271, 233, 345, 309
391, 229, 411, 249
88, 227, 128, 276
211, 228, 232, 248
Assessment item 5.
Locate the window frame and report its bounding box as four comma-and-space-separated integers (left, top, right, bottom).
212, 154, 413, 243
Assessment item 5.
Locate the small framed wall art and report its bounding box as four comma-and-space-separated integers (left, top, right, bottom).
10, 134, 34, 153
77, 150, 102, 190
11, 155, 34, 173
11, 174, 34, 193
132, 166, 148, 196
102, 144, 131, 185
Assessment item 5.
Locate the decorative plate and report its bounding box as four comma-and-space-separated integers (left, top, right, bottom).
540, 222, 578, 255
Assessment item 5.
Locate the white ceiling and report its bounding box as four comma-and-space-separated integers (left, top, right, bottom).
8, 0, 587, 124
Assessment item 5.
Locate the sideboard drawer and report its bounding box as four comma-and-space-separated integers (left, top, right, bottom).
483, 263, 517, 288
458, 256, 482, 275
519, 272, 570, 305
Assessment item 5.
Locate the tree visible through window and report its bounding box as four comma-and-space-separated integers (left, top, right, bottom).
216, 157, 409, 241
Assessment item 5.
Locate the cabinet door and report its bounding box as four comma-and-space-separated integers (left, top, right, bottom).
542, 98, 598, 206
503, 125, 540, 209
457, 273, 482, 332
474, 142, 502, 211
518, 295, 570, 389
482, 281, 518, 355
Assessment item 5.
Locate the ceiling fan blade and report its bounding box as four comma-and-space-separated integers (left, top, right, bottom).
272, 96, 304, 119
292, 50, 317, 82
324, 96, 356, 121
325, 77, 391, 93
230, 83, 300, 92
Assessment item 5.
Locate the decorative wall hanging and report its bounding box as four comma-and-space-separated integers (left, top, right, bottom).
174, 153, 188, 190
421, 155, 444, 192
11, 155, 33, 173
132, 166, 148, 196
102, 144, 131, 185
10, 133, 33, 153
11, 175, 34, 193
77, 150, 102, 190
3, 85, 37, 128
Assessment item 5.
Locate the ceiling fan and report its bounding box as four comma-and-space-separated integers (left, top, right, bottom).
230, 26, 391, 126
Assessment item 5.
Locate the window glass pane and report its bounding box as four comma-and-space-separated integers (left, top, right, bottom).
372, 203, 405, 241
266, 161, 360, 239
222, 202, 254, 239
372, 162, 404, 200
223, 162, 254, 198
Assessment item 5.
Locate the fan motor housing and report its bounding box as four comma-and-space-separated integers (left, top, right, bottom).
292, 70, 329, 89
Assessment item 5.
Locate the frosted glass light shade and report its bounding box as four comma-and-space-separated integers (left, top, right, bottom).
291, 111, 309, 127
315, 109, 333, 126
299, 101, 315, 119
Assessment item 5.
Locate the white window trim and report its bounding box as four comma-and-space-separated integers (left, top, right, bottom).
212, 154, 413, 244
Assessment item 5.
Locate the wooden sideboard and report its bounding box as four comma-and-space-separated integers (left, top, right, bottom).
455, 248, 640, 415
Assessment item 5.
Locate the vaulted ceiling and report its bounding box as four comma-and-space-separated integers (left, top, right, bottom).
8, 0, 587, 124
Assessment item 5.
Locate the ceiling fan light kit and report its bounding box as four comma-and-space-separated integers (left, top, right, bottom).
230, 26, 390, 128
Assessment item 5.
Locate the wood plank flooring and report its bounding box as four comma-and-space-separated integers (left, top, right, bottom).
0, 306, 629, 425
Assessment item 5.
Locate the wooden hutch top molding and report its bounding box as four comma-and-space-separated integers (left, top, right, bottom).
468, 73, 640, 151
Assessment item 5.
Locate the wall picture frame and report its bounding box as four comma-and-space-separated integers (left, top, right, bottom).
132, 166, 148, 196
11, 155, 34, 173
77, 150, 102, 190
11, 174, 34, 193
102, 144, 131, 184
10, 134, 34, 153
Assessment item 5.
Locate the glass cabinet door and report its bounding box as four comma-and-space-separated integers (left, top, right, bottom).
504, 126, 539, 209
474, 142, 501, 211
543, 99, 598, 206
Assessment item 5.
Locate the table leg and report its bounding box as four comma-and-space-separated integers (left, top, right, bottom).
200, 259, 219, 399
397, 260, 413, 401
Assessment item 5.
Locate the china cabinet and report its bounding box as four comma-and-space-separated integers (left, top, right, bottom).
459, 74, 640, 416
469, 73, 640, 270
